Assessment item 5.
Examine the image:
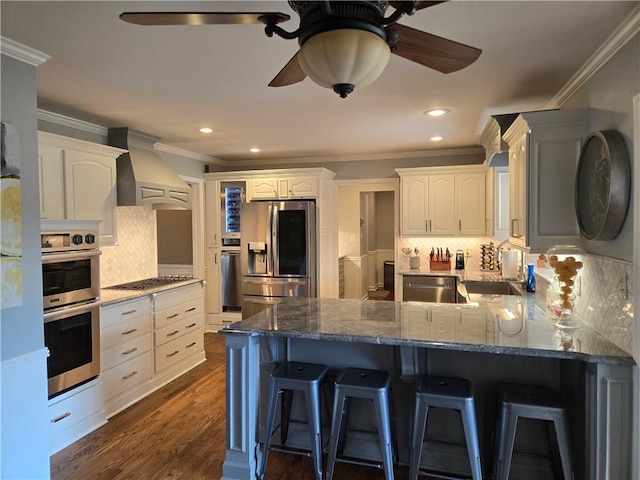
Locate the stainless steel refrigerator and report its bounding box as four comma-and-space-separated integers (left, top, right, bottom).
240, 200, 316, 319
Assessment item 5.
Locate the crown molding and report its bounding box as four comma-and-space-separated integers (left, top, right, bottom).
38, 109, 107, 136
546, 4, 640, 109
228, 147, 484, 168
153, 143, 223, 165
1, 36, 50, 66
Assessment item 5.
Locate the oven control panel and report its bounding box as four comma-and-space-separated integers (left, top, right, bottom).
41, 230, 99, 253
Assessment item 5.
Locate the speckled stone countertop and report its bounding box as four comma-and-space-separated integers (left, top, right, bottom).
220, 295, 633, 365
100, 278, 204, 306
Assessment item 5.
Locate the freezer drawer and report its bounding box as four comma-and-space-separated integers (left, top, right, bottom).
402, 275, 457, 303
241, 276, 310, 297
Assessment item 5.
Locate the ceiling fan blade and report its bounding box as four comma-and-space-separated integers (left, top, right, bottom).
388, 1, 447, 13
120, 12, 290, 26
268, 51, 307, 87
389, 24, 481, 74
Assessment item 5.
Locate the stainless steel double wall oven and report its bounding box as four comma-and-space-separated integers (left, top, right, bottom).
41, 221, 101, 398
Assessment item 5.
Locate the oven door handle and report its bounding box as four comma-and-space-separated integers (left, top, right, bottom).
44, 300, 103, 322
42, 250, 102, 263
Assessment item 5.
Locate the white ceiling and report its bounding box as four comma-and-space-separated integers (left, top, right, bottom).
1, 1, 637, 165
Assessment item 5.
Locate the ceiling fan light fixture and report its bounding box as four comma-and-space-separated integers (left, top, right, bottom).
298, 29, 391, 98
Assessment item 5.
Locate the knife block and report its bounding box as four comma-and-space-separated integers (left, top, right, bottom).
430, 259, 451, 270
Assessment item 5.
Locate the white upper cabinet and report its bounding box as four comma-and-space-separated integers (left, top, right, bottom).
502, 110, 587, 252
38, 132, 126, 246
456, 173, 486, 236
248, 175, 318, 200
397, 166, 487, 237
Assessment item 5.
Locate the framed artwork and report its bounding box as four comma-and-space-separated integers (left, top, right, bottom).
1, 121, 23, 309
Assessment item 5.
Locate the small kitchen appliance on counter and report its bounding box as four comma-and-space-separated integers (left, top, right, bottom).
455, 250, 465, 270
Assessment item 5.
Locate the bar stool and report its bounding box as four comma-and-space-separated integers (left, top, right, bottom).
259, 362, 328, 480
493, 383, 573, 480
326, 367, 395, 480
409, 375, 482, 480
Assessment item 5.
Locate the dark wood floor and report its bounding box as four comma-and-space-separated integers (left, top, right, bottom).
51, 333, 413, 480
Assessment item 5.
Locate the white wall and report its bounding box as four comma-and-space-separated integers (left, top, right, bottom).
1, 48, 51, 479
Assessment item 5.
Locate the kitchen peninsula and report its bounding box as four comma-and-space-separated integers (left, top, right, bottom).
220, 296, 633, 480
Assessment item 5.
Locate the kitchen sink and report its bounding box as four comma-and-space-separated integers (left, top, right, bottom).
462, 281, 522, 296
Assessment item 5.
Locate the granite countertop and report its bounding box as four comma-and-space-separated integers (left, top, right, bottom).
100, 278, 204, 306
221, 296, 633, 365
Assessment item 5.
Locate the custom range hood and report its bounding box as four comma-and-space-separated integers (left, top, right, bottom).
108, 127, 190, 208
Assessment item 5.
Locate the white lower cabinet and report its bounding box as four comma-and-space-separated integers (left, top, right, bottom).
48, 379, 106, 455
101, 296, 153, 418
98, 282, 205, 421
153, 283, 205, 374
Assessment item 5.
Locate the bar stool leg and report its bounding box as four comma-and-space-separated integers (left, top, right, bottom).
496, 406, 518, 480
409, 396, 429, 480
553, 414, 573, 480
373, 392, 395, 480
304, 384, 324, 480
280, 389, 294, 444
460, 399, 482, 480
259, 381, 280, 480
326, 389, 347, 480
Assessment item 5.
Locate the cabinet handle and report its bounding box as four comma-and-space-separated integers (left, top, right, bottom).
459, 219, 462, 231
166, 313, 179, 319
167, 350, 180, 358
429, 220, 432, 232
122, 347, 138, 355
167, 330, 180, 337
121, 309, 138, 316
214, 233, 217, 246
51, 412, 71, 423
425, 219, 428, 231
185, 307, 196, 313
186, 342, 197, 348
214, 253, 217, 264
122, 328, 138, 335
122, 371, 138, 380
186, 322, 197, 329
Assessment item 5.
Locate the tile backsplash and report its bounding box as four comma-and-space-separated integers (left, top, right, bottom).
100, 206, 157, 287
537, 254, 634, 355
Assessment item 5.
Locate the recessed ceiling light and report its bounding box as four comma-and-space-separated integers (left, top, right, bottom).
249, 147, 260, 153
199, 127, 213, 134
430, 136, 443, 142
425, 108, 449, 117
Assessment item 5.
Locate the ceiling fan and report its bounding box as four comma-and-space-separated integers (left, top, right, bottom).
120, 1, 482, 98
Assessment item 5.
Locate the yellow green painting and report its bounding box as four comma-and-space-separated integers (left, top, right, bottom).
1, 121, 23, 309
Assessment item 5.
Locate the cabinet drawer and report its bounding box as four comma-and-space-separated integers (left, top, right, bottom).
101, 314, 151, 350
154, 316, 202, 347
102, 351, 153, 401
102, 333, 151, 371
154, 328, 204, 373
154, 299, 203, 329
48, 382, 103, 438
154, 284, 201, 312
101, 297, 151, 328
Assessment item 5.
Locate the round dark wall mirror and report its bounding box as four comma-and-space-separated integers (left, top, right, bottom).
575, 130, 630, 241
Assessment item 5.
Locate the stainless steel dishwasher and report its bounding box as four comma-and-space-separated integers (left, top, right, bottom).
221, 250, 242, 312
402, 275, 457, 303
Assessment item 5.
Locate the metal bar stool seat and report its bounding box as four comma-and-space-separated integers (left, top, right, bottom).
493, 383, 573, 480
409, 375, 482, 480
259, 361, 328, 480
326, 367, 395, 480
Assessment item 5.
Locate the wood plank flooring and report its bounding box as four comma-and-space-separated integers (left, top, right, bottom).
51, 333, 414, 480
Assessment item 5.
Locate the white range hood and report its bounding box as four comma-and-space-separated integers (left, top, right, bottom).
108, 127, 190, 208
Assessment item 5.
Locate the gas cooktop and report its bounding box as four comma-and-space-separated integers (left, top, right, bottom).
105, 275, 194, 291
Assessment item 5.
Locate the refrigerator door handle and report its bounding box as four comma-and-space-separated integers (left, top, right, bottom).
271, 203, 279, 276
